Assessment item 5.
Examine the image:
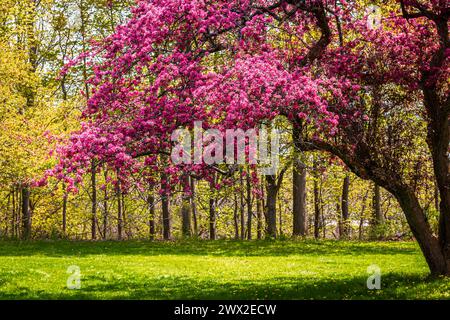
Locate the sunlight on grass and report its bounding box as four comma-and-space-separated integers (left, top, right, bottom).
0, 240, 448, 300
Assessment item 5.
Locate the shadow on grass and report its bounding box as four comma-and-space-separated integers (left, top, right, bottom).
0, 272, 440, 300
0, 240, 419, 258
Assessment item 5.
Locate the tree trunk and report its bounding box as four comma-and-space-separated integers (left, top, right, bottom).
340, 175, 350, 239
160, 170, 171, 240
209, 176, 217, 240
238, 170, 245, 240
292, 122, 308, 237
181, 175, 192, 238
148, 192, 156, 240
161, 195, 171, 240
21, 187, 31, 240
427, 113, 450, 270
11, 187, 16, 238
313, 174, 321, 240
371, 184, 384, 240
434, 180, 440, 214
190, 178, 198, 237
373, 184, 383, 224
359, 190, 369, 240
209, 197, 217, 240
293, 162, 307, 236
246, 172, 253, 240
265, 175, 278, 238
91, 162, 97, 240
62, 186, 67, 238
122, 193, 130, 239
256, 193, 263, 240
233, 193, 239, 240
102, 170, 108, 240
394, 186, 448, 276
116, 182, 123, 240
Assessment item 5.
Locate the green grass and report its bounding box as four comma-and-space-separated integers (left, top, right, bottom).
0, 240, 448, 300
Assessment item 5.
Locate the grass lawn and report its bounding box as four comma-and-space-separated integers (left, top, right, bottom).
0, 240, 448, 300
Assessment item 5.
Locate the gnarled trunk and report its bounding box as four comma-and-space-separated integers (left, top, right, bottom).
394, 185, 448, 276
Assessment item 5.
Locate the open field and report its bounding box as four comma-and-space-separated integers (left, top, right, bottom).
0, 240, 448, 300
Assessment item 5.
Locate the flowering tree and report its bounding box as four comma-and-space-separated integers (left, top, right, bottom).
298, 0, 449, 275
54, 0, 449, 275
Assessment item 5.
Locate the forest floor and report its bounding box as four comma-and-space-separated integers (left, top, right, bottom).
0, 240, 448, 300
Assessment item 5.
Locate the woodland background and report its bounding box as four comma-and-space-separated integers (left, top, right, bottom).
0, 0, 441, 244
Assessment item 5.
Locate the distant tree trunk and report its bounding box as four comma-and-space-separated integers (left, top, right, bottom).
260, 180, 266, 239
102, 170, 108, 240
233, 193, 239, 240
148, 190, 156, 240
256, 193, 263, 240
62, 185, 68, 238
279, 199, 283, 237
91, 162, 97, 240
371, 184, 384, 240
358, 190, 369, 240
240, 172, 245, 240
147, 184, 156, 240
313, 168, 321, 240
20, 0, 37, 241
122, 193, 130, 239
161, 194, 171, 240
190, 177, 198, 237
116, 182, 123, 240
340, 175, 350, 239
321, 204, 326, 239
5, 192, 10, 237
21, 187, 31, 240
181, 174, 192, 238
11, 188, 15, 238
160, 169, 171, 240
246, 172, 253, 240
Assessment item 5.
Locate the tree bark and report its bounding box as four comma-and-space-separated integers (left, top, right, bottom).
160, 168, 171, 240
148, 190, 156, 240
209, 176, 217, 240
190, 178, 198, 237
265, 175, 278, 238
102, 170, 108, 240
21, 187, 31, 240
293, 122, 308, 236
293, 163, 308, 236
373, 184, 383, 224
91, 162, 97, 240
340, 175, 350, 239
233, 193, 239, 240
62, 186, 67, 238
161, 195, 171, 240
181, 174, 192, 238
246, 172, 253, 240
426, 103, 450, 271
240, 173, 245, 240
256, 183, 264, 240
358, 190, 369, 240
395, 186, 448, 276
116, 182, 123, 240
313, 160, 321, 240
